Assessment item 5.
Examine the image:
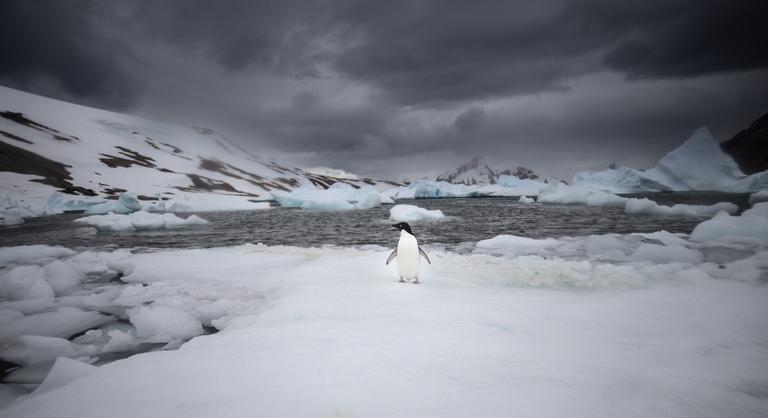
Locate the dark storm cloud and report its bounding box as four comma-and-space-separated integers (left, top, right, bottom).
603, 0, 768, 79
0, 0, 139, 108
1, 0, 766, 179
453, 107, 486, 133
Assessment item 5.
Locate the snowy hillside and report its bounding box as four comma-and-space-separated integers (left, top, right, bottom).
0, 86, 400, 212
574, 127, 768, 193
436, 156, 554, 185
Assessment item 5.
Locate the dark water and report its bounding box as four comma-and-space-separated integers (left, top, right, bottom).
0, 192, 752, 251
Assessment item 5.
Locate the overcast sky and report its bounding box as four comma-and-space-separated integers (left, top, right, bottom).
2, 0, 767, 179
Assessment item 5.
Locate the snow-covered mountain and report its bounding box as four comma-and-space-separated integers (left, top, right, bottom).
573, 127, 768, 193
436, 156, 554, 185
0, 86, 401, 211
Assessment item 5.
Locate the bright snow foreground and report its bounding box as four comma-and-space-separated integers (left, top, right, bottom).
2, 228, 768, 418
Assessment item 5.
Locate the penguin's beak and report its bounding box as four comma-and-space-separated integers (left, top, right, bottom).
391, 224, 399, 230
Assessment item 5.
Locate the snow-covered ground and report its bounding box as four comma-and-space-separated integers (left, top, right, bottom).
2, 202, 768, 417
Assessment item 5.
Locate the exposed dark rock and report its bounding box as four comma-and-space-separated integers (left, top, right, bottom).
100, 146, 157, 168
0, 111, 79, 142
721, 112, 768, 174
193, 126, 214, 135
0, 130, 33, 144
103, 187, 127, 195
184, 174, 239, 193
0, 140, 95, 195
198, 157, 293, 192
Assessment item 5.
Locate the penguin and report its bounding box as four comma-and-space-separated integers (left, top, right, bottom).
386, 222, 431, 283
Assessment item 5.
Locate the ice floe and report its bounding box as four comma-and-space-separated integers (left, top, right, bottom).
624, 198, 738, 217
389, 204, 446, 222
690, 202, 768, 243
537, 182, 626, 206
75, 211, 208, 232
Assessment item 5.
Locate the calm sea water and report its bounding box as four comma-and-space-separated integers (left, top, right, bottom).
0, 192, 752, 251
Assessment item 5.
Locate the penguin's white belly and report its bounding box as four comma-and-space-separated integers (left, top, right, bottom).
396, 231, 420, 279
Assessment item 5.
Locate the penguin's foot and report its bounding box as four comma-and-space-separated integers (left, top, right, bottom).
413, 278, 420, 284
399, 277, 405, 283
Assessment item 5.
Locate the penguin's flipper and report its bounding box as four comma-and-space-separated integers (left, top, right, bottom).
385, 249, 398, 265
419, 246, 431, 264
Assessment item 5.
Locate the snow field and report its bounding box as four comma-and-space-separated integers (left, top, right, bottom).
1, 209, 768, 417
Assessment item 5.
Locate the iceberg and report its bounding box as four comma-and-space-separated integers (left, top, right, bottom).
572, 166, 672, 193
391, 180, 543, 199
273, 182, 383, 211
573, 127, 768, 192
84, 193, 143, 215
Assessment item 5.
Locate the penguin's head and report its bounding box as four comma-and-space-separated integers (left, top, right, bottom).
392, 222, 413, 235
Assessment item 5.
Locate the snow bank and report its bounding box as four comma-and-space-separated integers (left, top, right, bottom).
690, 202, 768, 243
273, 182, 383, 211
625, 198, 738, 217
3, 240, 768, 418
75, 210, 208, 232
389, 204, 446, 222
32, 357, 97, 395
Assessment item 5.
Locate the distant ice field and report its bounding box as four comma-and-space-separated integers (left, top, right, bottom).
0, 193, 752, 251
